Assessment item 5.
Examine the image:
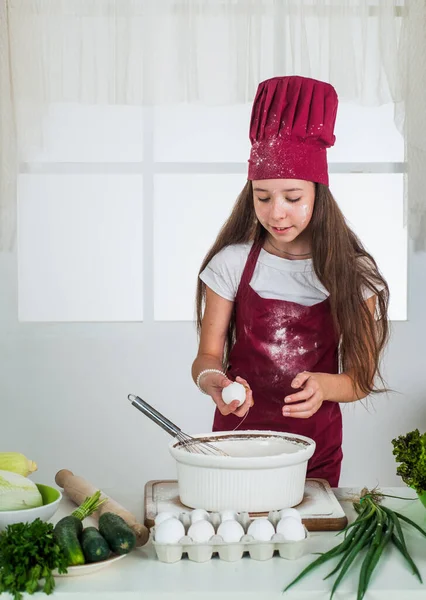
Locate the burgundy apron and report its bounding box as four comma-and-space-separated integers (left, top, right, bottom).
213, 243, 343, 487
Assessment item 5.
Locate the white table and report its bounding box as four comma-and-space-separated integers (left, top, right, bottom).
18, 487, 426, 599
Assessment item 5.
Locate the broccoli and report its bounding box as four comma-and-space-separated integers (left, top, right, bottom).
391, 429, 426, 495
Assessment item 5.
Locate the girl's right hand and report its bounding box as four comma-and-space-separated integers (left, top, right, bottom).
201, 373, 253, 417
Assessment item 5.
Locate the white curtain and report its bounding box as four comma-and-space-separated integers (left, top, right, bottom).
0, 0, 17, 250
397, 0, 426, 250
0, 0, 424, 250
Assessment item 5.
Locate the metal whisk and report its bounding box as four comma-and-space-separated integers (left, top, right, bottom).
127, 394, 228, 457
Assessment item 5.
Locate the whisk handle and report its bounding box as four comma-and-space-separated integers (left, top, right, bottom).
127, 394, 181, 438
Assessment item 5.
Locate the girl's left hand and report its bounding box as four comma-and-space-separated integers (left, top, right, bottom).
282, 372, 327, 419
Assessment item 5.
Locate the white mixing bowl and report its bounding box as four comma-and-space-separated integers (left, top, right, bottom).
169, 430, 315, 512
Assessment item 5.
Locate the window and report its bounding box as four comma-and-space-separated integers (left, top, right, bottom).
18, 102, 406, 322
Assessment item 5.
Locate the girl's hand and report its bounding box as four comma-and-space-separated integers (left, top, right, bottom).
282, 372, 327, 419
202, 373, 253, 417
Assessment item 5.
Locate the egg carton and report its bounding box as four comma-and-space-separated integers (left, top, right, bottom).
151, 510, 309, 563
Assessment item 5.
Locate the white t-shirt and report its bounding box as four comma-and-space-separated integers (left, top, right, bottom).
199, 243, 375, 306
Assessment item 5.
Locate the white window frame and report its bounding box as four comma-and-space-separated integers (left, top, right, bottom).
19, 106, 407, 323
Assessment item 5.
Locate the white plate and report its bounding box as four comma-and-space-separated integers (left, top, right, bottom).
54, 553, 127, 577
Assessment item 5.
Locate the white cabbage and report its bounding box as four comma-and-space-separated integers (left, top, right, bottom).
0, 469, 43, 511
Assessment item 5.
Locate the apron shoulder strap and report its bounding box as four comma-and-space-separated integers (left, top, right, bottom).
236, 242, 262, 299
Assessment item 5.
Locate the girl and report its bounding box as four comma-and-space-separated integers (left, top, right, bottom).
191, 76, 389, 486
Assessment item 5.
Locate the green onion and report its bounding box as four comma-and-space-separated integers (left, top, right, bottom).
283, 487, 424, 599
330, 516, 377, 599
361, 515, 394, 597
391, 510, 426, 538
71, 490, 106, 520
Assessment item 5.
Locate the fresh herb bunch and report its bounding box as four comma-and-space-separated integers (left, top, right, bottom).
284, 488, 425, 600
0, 518, 68, 600
392, 429, 426, 494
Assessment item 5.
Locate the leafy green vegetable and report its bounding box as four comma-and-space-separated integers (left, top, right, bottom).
392, 429, 426, 495
0, 518, 68, 600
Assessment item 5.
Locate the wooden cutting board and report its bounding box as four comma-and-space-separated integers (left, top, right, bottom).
144, 478, 348, 531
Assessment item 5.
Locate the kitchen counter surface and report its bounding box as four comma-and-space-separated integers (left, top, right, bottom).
16, 487, 426, 599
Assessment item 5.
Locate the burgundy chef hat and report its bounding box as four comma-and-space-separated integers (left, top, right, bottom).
248, 76, 338, 186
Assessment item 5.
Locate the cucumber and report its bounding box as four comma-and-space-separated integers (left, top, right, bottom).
98, 512, 136, 555
81, 527, 111, 563
54, 515, 85, 566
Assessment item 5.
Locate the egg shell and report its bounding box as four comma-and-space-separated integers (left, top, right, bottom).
190, 508, 210, 523
188, 519, 216, 543
217, 520, 245, 543
155, 517, 185, 544
276, 517, 306, 541
247, 518, 275, 541
220, 509, 238, 522
221, 381, 246, 406
154, 511, 180, 526
278, 508, 302, 522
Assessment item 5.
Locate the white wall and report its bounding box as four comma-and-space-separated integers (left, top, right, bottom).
1, 242, 425, 495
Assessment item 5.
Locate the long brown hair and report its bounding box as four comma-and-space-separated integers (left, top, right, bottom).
196, 181, 390, 397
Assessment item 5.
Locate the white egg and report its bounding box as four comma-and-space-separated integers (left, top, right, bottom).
187, 519, 215, 543
154, 517, 185, 544
154, 511, 180, 526
278, 508, 302, 523
220, 509, 238, 522
247, 518, 275, 541
190, 508, 210, 523
277, 517, 306, 541
217, 520, 245, 543
221, 381, 246, 406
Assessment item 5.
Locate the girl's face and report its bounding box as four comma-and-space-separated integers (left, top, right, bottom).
252, 179, 315, 244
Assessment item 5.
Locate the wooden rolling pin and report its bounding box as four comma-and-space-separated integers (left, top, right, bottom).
55, 469, 149, 547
